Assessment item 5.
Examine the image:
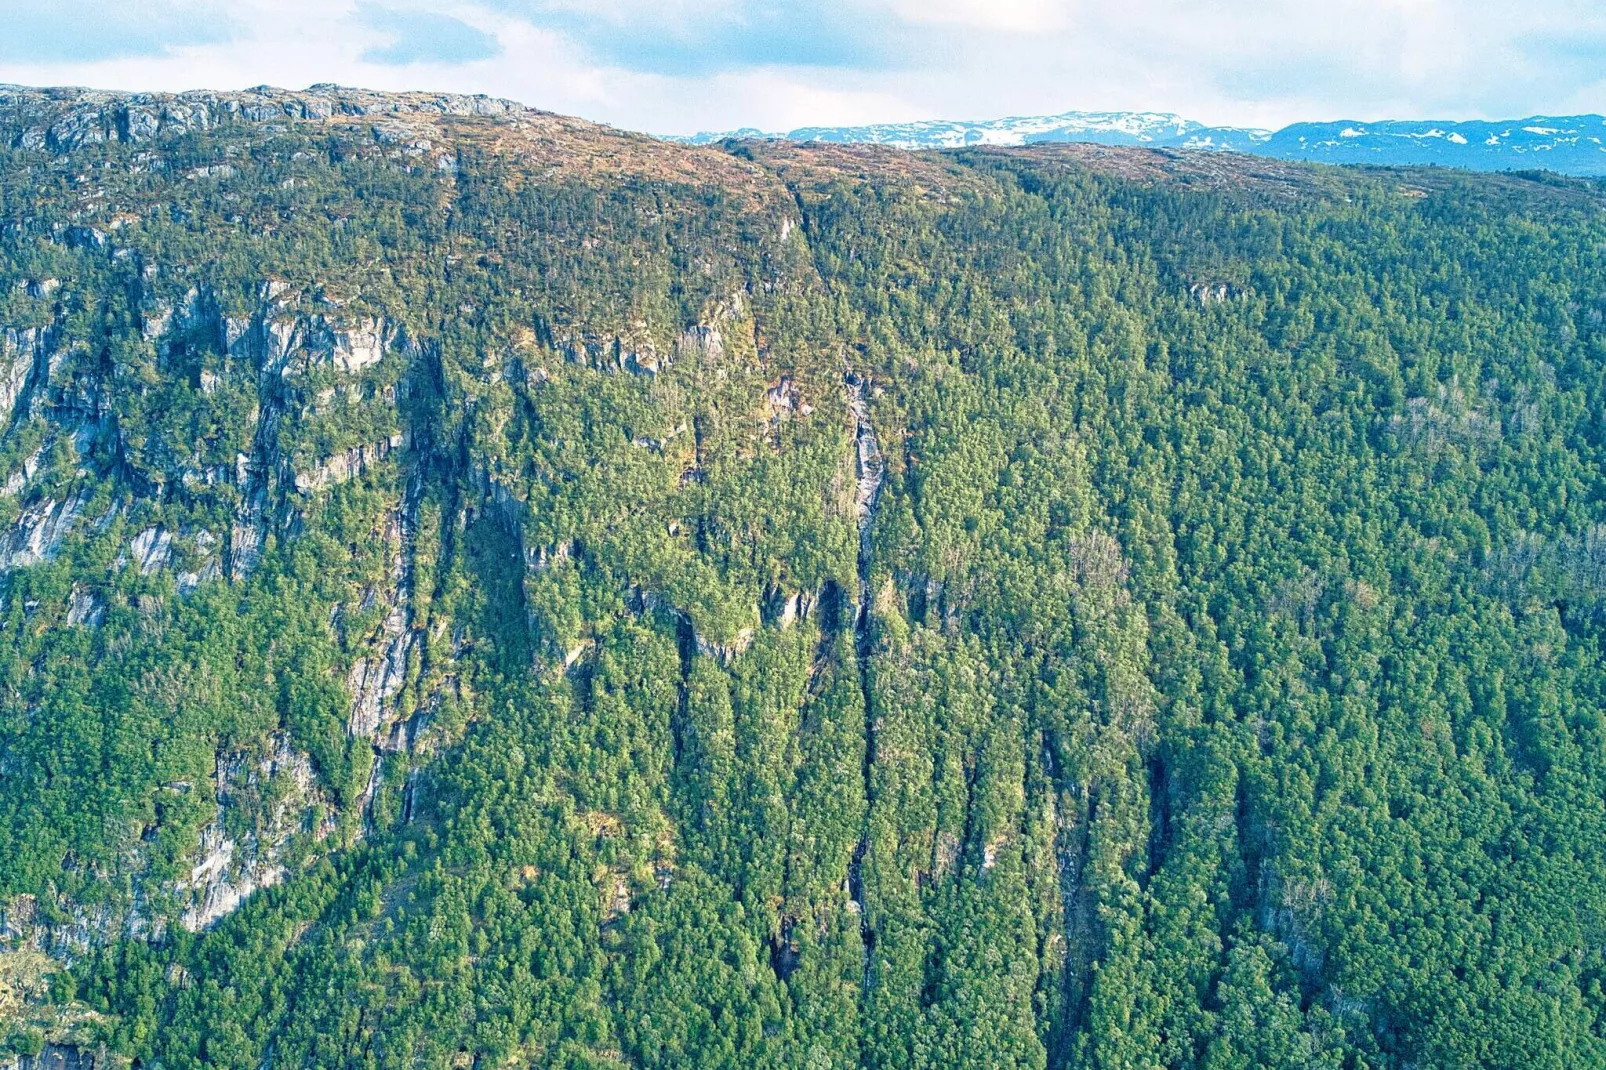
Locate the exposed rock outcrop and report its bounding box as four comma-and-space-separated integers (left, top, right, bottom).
348, 607, 413, 739
844, 371, 883, 977
3, 84, 526, 155
1188, 280, 1238, 305
677, 324, 724, 363
765, 376, 810, 416
0, 495, 83, 571
845, 374, 884, 527
558, 330, 669, 376
329, 317, 388, 375
0, 326, 45, 431
762, 588, 815, 629
295, 433, 403, 494
526, 539, 576, 572
225, 302, 398, 382
177, 532, 222, 593
127, 527, 173, 575
346, 510, 415, 741
180, 734, 328, 932
180, 827, 283, 934
1, 448, 44, 498
64, 586, 102, 627
696, 626, 757, 664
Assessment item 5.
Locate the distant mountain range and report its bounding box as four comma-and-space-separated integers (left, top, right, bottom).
677, 111, 1606, 176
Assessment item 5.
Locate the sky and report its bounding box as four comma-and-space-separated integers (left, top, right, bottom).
1, 0, 1604, 136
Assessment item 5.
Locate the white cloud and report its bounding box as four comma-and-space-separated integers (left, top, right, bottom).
0, 0, 1601, 136
886, 0, 1069, 32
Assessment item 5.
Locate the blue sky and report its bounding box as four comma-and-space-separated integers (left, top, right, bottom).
1, 0, 1603, 135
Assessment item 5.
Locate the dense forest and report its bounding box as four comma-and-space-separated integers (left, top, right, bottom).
1, 85, 1606, 1068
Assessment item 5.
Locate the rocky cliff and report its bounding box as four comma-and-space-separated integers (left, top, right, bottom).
2, 83, 1605, 1070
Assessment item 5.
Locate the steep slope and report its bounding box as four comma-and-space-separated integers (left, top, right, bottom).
1, 86, 1606, 1069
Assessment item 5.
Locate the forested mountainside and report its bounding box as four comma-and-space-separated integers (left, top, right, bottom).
1, 84, 1606, 1069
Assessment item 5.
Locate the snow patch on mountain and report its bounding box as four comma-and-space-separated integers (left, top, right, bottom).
682, 110, 1271, 150
675, 111, 1606, 176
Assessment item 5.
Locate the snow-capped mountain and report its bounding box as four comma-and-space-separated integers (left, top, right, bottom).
1260, 117, 1606, 174
676, 111, 1606, 176
785, 111, 1235, 149
679, 110, 1257, 149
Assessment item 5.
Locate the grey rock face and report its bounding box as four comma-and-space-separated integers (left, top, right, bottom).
295, 433, 404, 494
1, 1041, 106, 1069
677, 324, 724, 363
0, 495, 83, 571
346, 510, 414, 741
65, 585, 103, 627
128, 526, 174, 575
179, 734, 329, 932
1, 84, 536, 155
0, 325, 46, 431
845, 375, 883, 526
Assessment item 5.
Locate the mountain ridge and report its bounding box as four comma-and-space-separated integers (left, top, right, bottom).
7, 84, 1604, 177
679, 108, 1606, 175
